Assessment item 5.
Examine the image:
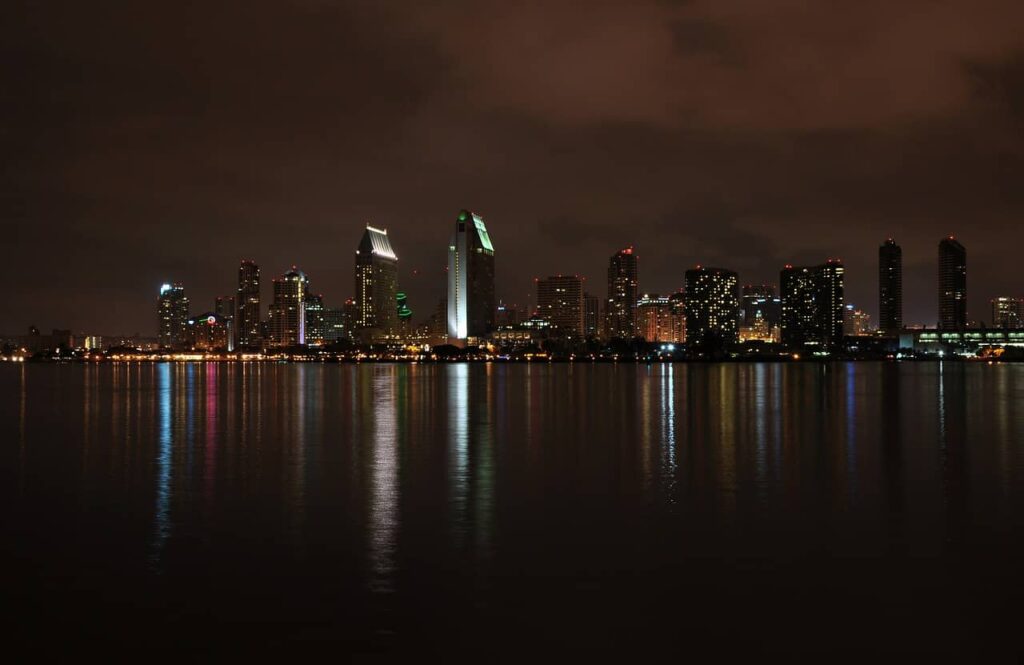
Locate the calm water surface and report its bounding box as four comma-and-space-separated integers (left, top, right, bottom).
3, 362, 1024, 657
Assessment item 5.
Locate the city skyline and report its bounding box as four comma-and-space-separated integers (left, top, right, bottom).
8, 223, 1024, 342
6, 2, 1024, 335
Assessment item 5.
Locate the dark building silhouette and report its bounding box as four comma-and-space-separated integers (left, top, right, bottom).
938, 236, 967, 330
740, 283, 780, 328
447, 210, 495, 340
684, 267, 739, 350
236, 260, 261, 348
536, 275, 584, 338
780, 260, 845, 350
991, 297, 1023, 329
583, 292, 601, 338
605, 246, 638, 339
215, 295, 235, 322
157, 282, 189, 349
878, 238, 902, 333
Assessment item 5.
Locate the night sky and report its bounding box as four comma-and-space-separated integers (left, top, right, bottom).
4, 1, 1024, 335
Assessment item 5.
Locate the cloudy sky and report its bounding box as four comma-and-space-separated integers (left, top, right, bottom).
4, 0, 1024, 334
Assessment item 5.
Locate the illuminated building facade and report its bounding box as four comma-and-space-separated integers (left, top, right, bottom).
605, 247, 638, 339
267, 267, 308, 347
684, 268, 739, 349
636, 293, 685, 343
780, 260, 845, 350
447, 209, 496, 341
304, 292, 326, 346
536, 275, 584, 338
938, 237, 967, 330
185, 312, 231, 351
157, 282, 189, 349
236, 260, 261, 349
878, 239, 902, 333
992, 297, 1023, 329
843, 305, 872, 336
668, 292, 686, 342
355, 225, 399, 335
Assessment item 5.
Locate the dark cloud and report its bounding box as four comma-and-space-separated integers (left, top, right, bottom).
3, 0, 1024, 334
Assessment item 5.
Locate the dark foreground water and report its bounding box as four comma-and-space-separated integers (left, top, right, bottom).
2, 362, 1024, 658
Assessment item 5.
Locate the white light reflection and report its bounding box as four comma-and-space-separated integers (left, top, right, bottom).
368, 366, 399, 593
448, 363, 469, 544
660, 364, 677, 504
150, 363, 173, 572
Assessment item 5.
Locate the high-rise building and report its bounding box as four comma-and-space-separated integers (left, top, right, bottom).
323, 298, 359, 343
157, 282, 189, 349
668, 291, 686, 343
938, 236, 967, 330
992, 297, 1023, 329
267, 267, 308, 347
843, 305, 872, 336
396, 292, 413, 338
447, 209, 496, 340
878, 238, 902, 333
323, 308, 346, 343
355, 225, 399, 335
583, 292, 601, 339
236, 260, 261, 349
215, 295, 235, 321
684, 267, 739, 349
185, 312, 231, 351
605, 247, 638, 339
780, 260, 845, 350
636, 293, 685, 343
304, 292, 326, 346
536, 275, 584, 338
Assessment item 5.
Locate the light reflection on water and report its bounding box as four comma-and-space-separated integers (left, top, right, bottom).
4, 361, 1024, 655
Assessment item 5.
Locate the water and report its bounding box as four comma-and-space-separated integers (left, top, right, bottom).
2, 362, 1024, 657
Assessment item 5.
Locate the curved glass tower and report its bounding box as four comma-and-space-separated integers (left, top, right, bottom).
447, 210, 495, 341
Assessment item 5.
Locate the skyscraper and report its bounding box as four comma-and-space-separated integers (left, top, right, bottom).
683, 267, 739, 350
636, 294, 685, 343
355, 225, 399, 335
938, 236, 967, 330
878, 238, 902, 333
843, 305, 872, 336
267, 267, 308, 347
215, 295, 235, 321
536, 275, 584, 338
992, 297, 1023, 329
780, 260, 845, 350
157, 282, 189, 349
605, 246, 638, 339
447, 209, 496, 341
583, 292, 602, 339
668, 291, 686, 343
236, 260, 261, 349
304, 292, 326, 346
